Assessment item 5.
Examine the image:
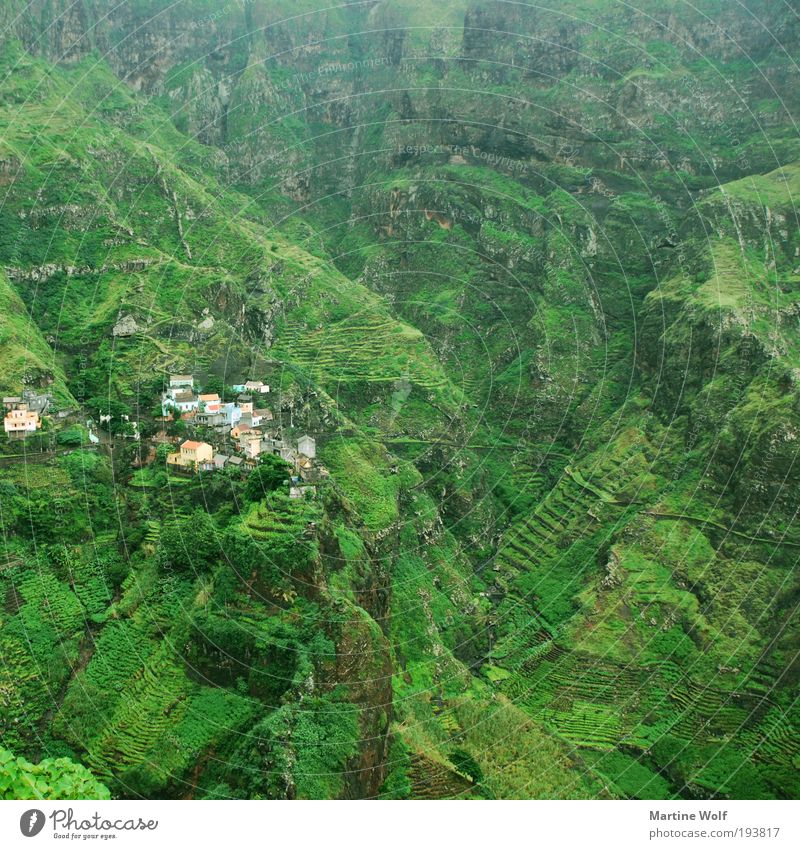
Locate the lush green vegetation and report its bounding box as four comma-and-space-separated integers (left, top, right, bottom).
0, 0, 797, 800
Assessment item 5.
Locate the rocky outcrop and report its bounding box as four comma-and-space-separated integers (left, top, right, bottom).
9, 0, 795, 191
112, 314, 139, 337
5, 258, 157, 284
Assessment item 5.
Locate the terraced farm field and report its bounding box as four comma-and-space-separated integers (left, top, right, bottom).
0, 0, 798, 806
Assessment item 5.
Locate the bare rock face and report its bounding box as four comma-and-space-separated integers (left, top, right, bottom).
112, 314, 138, 337
194, 315, 216, 339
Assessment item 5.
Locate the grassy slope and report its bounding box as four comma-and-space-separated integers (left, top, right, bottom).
1, 0, 799, 800
0, 39, 594, 800
0, 269, 72, 402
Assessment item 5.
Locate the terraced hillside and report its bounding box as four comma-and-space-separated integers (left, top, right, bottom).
0, 0, 798, 801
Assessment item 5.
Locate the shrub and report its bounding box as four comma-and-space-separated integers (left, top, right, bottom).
244, 455, 292, 501
0, 747, 110, 800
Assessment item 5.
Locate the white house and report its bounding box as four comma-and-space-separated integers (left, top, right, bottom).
169, 374, 194, 391
222, 402, 242, 427
162, 390, 198, 416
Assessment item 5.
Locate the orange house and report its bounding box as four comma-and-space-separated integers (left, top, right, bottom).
4, 407, 41, 436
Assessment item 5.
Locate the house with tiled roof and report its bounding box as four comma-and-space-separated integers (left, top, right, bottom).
236, 429, 262, 459
166, 439, 213, 472
198, 393, 221, 413
162, 389, 198, 416
4, 407, 41, 437
226, 455, 244, 475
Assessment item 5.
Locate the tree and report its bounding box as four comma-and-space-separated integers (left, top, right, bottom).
167, 417, 186, 438
57, 424, 86, 445
86, 396, 132, 436
156, 442, 173, 464
219, 527, 283, 589
244, 454, 292, 502
157, 509, 220, 573
137, 418, 157, 439
202, 375, 226, 400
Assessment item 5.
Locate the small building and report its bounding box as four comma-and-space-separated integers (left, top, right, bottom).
162, 389, 198, 416
4, 407, 41, 436
3, 396, 23, 412
196, 409, 226, 428
236, 396, 253, 413
222, 402, 242, 427
198, 393, 221, 413
169, 375, 194, 391
254, 407, 273, 423
213, 453, 230, 470
22, 391, 50, 415
239, 404, 267, 428
239, 432, 262, 459
297, 434, 316, 459
261, 436, 294, 463
227, 455, 244, 475
231, 424, 255, 440
298, 458, 330, 484
244, 380, 269, 394
166, 439, 213, 472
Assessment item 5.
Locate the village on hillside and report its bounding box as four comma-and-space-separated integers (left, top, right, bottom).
2, 374, 329, 499
157, 374, 328, 497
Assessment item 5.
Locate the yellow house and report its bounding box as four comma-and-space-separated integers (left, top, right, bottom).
166, 439, 213, 471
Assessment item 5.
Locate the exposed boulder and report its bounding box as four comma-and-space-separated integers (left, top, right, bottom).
112, 314, 138, 337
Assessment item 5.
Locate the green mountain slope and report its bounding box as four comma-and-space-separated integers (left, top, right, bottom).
0, 0, 798, 800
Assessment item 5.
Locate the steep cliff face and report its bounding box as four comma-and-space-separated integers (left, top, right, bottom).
637, 165, 800, 511
8, 1, 797, 185
1, 0, 799, 800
